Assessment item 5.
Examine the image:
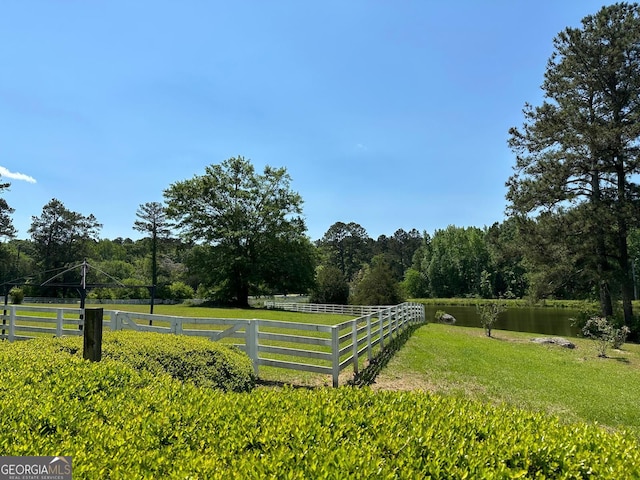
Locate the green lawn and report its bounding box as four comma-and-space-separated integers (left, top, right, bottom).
373, 323, 640, 434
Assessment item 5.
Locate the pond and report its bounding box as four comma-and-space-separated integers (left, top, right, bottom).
422, 304, 582, 338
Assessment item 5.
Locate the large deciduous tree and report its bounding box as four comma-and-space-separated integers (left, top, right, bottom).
164, 156, 312, 307
507, 3, 640, 324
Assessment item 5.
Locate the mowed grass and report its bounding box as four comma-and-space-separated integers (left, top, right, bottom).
373, 323, 640, 434
14, 302, 352, 325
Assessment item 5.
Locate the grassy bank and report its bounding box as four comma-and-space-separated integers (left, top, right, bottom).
373, 323, 640, 434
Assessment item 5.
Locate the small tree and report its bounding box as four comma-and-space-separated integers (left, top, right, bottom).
476, 300, 507, 337
582, 317, 631, 357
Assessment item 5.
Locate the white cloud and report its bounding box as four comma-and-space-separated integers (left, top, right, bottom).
0, 166, 36, 183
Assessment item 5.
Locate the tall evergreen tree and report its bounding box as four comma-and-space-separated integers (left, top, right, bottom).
133, 201, 172, 292
507, 3, 640, 324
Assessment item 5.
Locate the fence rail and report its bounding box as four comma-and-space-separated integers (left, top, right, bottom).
263, 301, 392, 316
0, 302, 425, 387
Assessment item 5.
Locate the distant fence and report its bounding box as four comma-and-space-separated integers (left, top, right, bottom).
264, 302, 391, 316
0, 302, 425, 387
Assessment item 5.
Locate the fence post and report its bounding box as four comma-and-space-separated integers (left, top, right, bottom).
366, 314, 372, 362
379, 311, 384, 349
8, 306, 15, 342
56, 309, 64, 337
352, 320, 359, 376
83, 308, 103, 362
332, 326, 340, 387
246, 320, 259, 376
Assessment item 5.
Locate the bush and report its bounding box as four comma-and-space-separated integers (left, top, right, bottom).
49, 331, 255, 392
8, 287, 24, 304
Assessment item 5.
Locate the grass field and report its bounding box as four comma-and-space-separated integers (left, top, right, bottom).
372, 322, 640, 434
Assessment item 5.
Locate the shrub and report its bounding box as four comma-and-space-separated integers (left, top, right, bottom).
8, 287, 24, 304
49, 331, 255, 392
0, 342, 638, 479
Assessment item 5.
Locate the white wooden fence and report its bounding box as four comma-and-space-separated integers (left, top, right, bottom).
0, 302, 425, 387
264, 301, 391, 316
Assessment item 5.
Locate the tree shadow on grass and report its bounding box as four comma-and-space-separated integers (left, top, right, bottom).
348, 323, 426, 388
608, 356, 631, 364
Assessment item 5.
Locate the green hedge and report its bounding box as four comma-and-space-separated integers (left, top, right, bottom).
0, 338, 639, 478
48, 331, 255, 392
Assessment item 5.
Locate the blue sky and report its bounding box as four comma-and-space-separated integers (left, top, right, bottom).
0, 1, 616, 242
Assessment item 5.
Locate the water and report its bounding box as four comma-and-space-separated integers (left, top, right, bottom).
423, 305, 581, 337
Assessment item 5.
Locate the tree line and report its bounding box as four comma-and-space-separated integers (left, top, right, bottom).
1, 4, 640, 334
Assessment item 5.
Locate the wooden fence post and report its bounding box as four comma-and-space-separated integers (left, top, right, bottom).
379, 311, 384, 349
366, 314, 372, 362
83, 308, 103, 362
8, 306, 15, 342
246, 320, 259, 376
56, 309, 64, 337
352, 320, 359, 376
332, 326, 340, 387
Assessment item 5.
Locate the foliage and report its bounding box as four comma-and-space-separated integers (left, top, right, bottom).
167, 281, 195, 300
476, 300, 507, 337
350, 255, 404, 306
8, 287, 23, 304
309, 265, 349, 304
0, 338, 639, 478
317, 221, 371, 282
165, 156, 311, 307
28, 198, 101, 294
48, 331, 255, 392
372, 228, 423, 281
421, 225, 491, 298
401, 267, 429, 298
0, 178, 16, 240
581, 317, 631, 358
